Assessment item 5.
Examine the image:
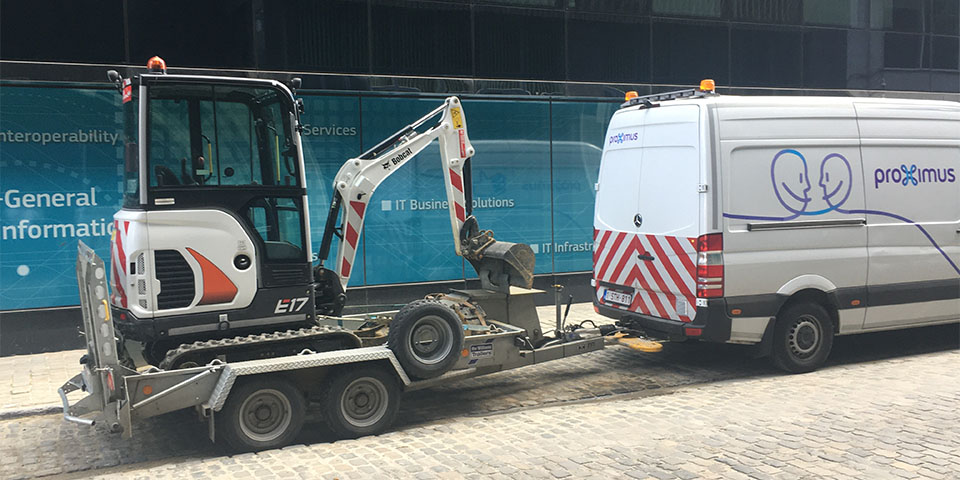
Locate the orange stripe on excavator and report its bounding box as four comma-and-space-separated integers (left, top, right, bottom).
186, 248, 238, 305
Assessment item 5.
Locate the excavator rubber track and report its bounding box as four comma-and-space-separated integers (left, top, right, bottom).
158, 325, 362, 370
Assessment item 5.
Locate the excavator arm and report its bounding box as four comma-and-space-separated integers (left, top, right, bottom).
316, 97, 534, 294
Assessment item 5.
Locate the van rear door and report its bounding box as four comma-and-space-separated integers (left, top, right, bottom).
594, 104, 701, 322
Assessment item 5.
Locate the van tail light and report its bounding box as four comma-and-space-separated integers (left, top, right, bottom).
696, 233, 723, 298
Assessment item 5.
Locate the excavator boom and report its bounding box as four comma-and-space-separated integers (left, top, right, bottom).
317, 97, 535, 293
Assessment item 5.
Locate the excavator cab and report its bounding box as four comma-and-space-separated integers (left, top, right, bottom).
107, 59, 321, 362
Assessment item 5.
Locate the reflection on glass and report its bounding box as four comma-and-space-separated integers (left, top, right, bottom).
803, 0, 855, 27
931, 36, 959, 69
730, 0, 802, 24
884, 32, 925, 68
652, 0, 722, 18
871, 0, 926, 32
731, 28, 803, 87
551, 101, 618, 273
300, 95, 365, 285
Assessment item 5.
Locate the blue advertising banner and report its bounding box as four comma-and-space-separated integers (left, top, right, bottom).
0, 84, 616, 311
551, 101, 618, 273
0, 87, 123, 310
299, 94, 366, 286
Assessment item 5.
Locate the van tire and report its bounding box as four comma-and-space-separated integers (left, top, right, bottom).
216, 376, 306, 452
770, 302, 834, 373
388, 300, 464, 379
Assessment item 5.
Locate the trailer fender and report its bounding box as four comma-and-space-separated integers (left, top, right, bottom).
204, 346, 411, 412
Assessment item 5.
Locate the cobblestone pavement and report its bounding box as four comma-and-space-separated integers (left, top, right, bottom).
64, 348, 960, 480
0, 320, 956, 479
0, 349, 85, 416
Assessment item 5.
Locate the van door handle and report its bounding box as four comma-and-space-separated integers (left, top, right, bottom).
638, 253, 655, 261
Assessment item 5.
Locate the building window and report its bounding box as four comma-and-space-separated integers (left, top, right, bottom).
731, 27, 802, 87
651, 0, 722, 18
567, 14, 650, 82
804, 28, 849, 88
264, 0, 368, 73
370, 1, 472, 76
0, 0, 125, 63
930, 0, 959, 35
566, 0, 651, 15
931, 35, 959, 69
729, 0, 802, 25
653, 21, 728, 85
871, 0, 926, 32
884, 32, 926, 68
804, 0, 858, 27
474, 7, 565, 79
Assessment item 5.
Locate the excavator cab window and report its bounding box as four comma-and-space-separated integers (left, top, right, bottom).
146, 83, 299, 191
242, 196, 306, 262
122, 85, 140, 208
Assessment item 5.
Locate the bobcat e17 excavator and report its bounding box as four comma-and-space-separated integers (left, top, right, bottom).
105, 57, 535, 375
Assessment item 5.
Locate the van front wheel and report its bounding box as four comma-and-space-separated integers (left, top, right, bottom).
770, 302, 833, 373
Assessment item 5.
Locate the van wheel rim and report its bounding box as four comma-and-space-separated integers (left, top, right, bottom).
409, 315, 454, 365
341, 377, 389, 428
788, 316, 821, 358
238, 389, 292, 443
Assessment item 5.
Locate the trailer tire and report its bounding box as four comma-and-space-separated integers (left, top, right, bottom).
322, 366, 400, 439
770, 302, 834, 374
216, 376, 306, 452
388, 300, 464, 379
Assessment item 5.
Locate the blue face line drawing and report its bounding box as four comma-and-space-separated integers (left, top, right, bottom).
818, 153, 853, 210
770, 149, 812, 215
723, 150, 959, 276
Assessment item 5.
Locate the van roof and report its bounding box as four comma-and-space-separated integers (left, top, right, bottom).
616, 93, 960, 114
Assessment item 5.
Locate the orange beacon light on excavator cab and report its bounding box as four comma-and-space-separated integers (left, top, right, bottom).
147, 56, 166, 73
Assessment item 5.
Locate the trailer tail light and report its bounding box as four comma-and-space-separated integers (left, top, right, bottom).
696, 233, 723, 298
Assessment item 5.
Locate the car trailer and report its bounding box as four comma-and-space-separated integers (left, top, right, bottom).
60, 243, 660, 451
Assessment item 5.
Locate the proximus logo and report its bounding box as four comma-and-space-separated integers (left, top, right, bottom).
608, 132, 638, 145
874, 165, 956, 189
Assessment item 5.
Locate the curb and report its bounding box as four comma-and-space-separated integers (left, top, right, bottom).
0, 404, 62, 420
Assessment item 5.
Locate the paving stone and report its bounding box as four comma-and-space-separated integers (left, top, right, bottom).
0, 327, 957, 480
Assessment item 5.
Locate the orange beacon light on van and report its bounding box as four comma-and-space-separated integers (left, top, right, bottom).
699, 79, 716, 92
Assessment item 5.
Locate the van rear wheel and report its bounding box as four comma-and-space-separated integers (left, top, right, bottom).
770, 302, 833, 373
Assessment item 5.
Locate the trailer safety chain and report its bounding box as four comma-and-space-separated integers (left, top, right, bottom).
158, 324, 360, 370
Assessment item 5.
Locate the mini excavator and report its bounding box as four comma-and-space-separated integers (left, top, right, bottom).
104, 57, 534, 369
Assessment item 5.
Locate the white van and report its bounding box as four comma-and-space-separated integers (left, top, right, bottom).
593, 82, 960, 372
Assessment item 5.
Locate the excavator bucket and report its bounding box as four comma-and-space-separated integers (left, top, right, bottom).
460, 217, 535, 293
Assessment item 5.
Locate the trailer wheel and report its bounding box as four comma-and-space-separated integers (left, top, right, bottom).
387, 300, 464, 379
216, 376, 306, 452
322, 366, 400, 439
770, 302, 834, 374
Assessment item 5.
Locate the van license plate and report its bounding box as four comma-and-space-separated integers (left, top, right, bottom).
604, 290, 633, 306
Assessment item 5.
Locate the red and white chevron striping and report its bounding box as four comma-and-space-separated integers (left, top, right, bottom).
593, 229, 698, 322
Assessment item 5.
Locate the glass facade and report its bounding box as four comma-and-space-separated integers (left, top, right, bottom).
0, 84, 618, 310
0, 1, 957, 310
1, 0, 957, 93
